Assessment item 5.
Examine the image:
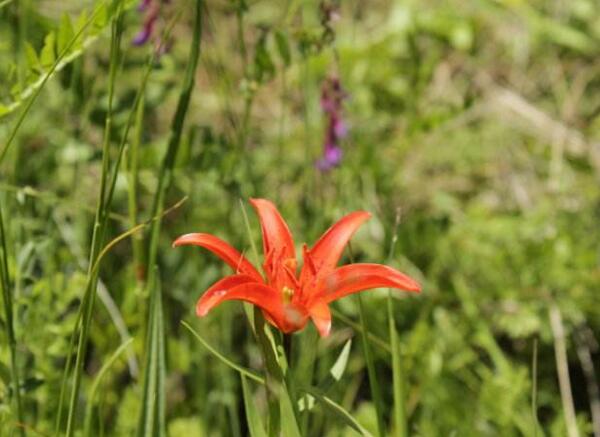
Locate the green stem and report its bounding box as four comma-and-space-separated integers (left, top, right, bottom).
387, 210, 407, 437
136, 3, 203, 431
146, 0, 203, 281
0, 205, 25, 437
64, 7, 124, 435
348, 242, 385, 437
356, 294, 386, 437
387, 294, 407, 437
14, 0, 27, 87
83, 339, 133, 437
127, 94, 146, 285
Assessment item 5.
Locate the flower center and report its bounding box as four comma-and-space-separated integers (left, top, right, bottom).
282, 286, 294, 304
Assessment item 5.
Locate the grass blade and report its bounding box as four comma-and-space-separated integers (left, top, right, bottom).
531, 338, 539, 436
63, 7, 124, 434
388, 293, 407, 437
0, 206, 24, 437
136, 267, 166, 437
300, 386, 374, 437
387, 210, 408, 436
145, 0, 203, 279
83, 338, 134, 437
317, 339, 352, 392
241, 375, 268, 437
356, 294, 386, 437
181, 320, 264, 384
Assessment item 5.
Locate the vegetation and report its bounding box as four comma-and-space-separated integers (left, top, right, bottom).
1, 0, 599, 435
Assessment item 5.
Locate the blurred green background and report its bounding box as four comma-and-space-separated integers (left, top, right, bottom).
1, 0, 600, 435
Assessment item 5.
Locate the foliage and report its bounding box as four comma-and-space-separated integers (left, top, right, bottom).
1, 0, 599, 436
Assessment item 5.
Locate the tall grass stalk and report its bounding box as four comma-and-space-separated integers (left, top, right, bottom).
387, 210, 408, 437
348, 241, 385, 437
145, 0, 202, 287
0, 205, 24, 437
83, 338, 133, 437
136, 267, 167, 437
136, 0, 203, 433
356, 294, 386, 437
127, 94, 146, 286
55, 22, 166, 432
63, 6, 124, 436
531, 338, 539, 436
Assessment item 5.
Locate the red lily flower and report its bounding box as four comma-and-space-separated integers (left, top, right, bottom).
173, 199, 421, 336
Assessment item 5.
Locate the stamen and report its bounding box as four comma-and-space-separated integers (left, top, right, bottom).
282, 286, 294, 303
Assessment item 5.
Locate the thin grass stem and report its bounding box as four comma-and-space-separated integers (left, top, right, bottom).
63, 6, 125, 435
0, 205, 25, 437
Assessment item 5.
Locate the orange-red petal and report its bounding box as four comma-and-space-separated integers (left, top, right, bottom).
173, 233, 262, 281
195, 274, 259, 316
315, 263, 421, 304
300, 211, 371, 285
197, 280, 284, 323
308, 300, 332, 337
249, 198, 296, 265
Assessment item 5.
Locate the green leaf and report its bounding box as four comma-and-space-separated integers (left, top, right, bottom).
317, 339, 352, 392
254, 33, 276, 82
58, 14, 75, 54
24, 42, 40, 72
300, 387, 374, 437
92, 4, 109, 30
241, 375, 267, 437
274, 30, 291, 66
40, 32, 57, 68
330, 339, 352, 382
75, 10, 89, 35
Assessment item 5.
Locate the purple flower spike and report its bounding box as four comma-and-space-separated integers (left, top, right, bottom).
133, 2, 160, 46
137, 0, 152, 12
333, 117, 347, 139
317, 145, 343, 170
316, 75, 348, 172
133, 28, 152, 46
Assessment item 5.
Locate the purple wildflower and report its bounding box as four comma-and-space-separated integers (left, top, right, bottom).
133, 1, 160, 46
317, 76, 348, 171
137, 0, 152, 12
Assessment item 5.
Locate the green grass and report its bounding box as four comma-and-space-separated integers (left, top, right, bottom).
1, 0, 600, 435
